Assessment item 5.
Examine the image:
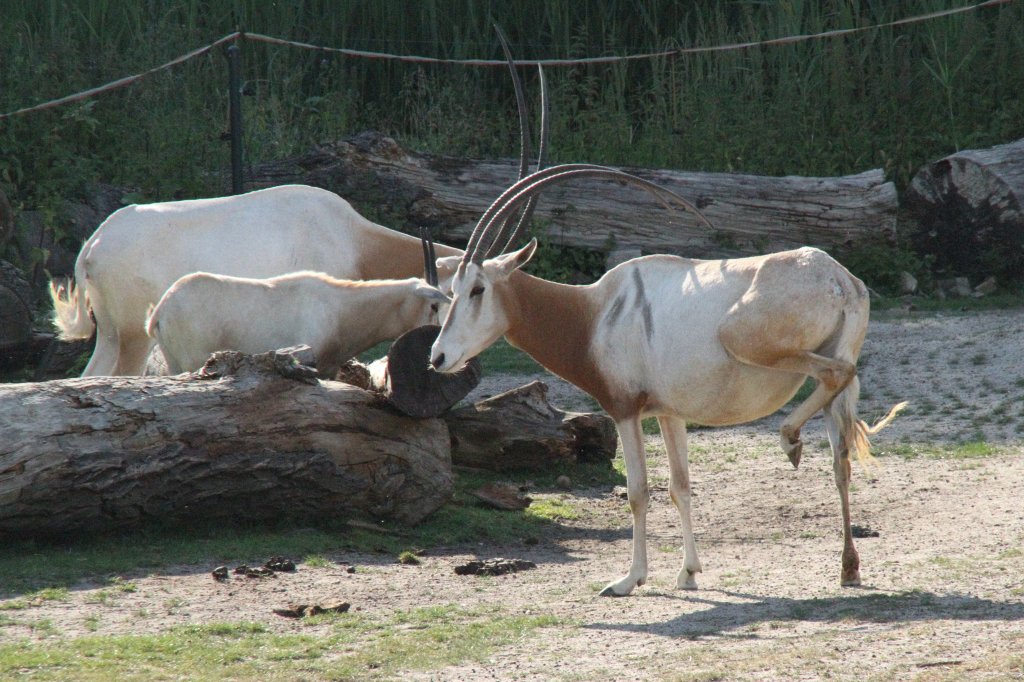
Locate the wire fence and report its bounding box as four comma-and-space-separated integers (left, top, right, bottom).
0, 0, 1014, 121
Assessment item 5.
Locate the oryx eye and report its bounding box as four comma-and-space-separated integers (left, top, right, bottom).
470, 285, 485, 298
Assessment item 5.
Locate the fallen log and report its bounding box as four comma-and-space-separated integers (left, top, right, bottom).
443, 381, 618, 471
250, 131, 898, 258
0, 349, 454, 539
905, 137, 1024, 283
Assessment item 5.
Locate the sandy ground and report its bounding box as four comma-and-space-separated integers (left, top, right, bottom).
3, 309, 1024, 680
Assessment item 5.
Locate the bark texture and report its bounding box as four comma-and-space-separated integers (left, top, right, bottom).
250, 131, 898, 258
443, 381, 618, 472
905, 137, 1024, 282
0, 350, 453, 538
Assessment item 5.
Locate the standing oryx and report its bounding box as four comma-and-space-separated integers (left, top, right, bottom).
429, 164, 904, 596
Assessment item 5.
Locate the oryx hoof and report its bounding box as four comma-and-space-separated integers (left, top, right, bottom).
783, 438, 803, 469
676, 568, 700, 591
841, 571, 862, 587
599, 575, 644, 597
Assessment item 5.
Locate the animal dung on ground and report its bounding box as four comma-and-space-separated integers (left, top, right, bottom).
454, 558, 537, 576
851, 524, 880, 538
273, 601, 351, 619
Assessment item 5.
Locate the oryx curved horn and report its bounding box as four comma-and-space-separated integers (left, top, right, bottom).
465, 25, 548, 261
488, 64, 549, 259
419, 227, 439, 286
465, 164, 715, 266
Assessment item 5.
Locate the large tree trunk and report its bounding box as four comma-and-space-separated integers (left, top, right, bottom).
250, 131, 898, 258
0, 350, 453, 539
905, 137, 1024, 283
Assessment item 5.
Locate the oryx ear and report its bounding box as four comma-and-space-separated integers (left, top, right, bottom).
435, 255, 462, 280
489, 238, 538, 279
414, 281, 452, 303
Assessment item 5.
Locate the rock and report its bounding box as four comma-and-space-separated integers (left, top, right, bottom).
471, 483, 532, 511
973, 276, 998, 296
0, 260, 33, 359
937, 277, 972, 298
899, 271, 918, 295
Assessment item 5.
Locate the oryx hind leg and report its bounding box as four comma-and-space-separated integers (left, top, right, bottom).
719, 327, 856, 469
768, 353, 855, 469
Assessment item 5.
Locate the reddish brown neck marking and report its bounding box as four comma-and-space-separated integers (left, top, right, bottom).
502, 272, 619, 415
355, 230, 462, 280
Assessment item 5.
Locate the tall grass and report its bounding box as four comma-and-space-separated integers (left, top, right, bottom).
1, 1, 1022, 220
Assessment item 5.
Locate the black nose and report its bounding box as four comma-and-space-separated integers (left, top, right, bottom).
431, 353, 445, 369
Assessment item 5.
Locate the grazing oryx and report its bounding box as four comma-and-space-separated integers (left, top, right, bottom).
430, 164, 905, 596
50, 27, 544, 377
49, 185, 464, 376
146, 230, 450, 375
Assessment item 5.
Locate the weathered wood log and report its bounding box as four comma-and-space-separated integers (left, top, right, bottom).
905, 137, 1024, 283
0, 349, 454, 539
249, 131, 898, 258
442, 381, 618, 472
337, 325, 481, 418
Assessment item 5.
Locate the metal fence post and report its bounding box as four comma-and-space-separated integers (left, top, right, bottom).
226, 37, 244, 194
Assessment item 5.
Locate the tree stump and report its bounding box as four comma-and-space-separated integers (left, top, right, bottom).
905, 137, 1024, 283
442, 381, 618, 471
249, 131, 898, 258
0, 349, 454, 539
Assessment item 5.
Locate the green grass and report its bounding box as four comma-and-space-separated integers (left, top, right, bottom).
0, 606, 562, 680
874, 440, 1007, 461
3, 1, 1023, 290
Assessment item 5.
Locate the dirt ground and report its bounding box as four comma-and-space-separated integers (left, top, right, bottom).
4, 309, 1024, 680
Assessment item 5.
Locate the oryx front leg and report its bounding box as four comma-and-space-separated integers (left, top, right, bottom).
599, 418, 649, 597
659, 415, 702, 590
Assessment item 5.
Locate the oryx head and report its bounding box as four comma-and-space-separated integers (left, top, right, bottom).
429, 164, 714, 373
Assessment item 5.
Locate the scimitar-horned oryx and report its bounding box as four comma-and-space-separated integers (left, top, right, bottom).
429, 163, 905, 596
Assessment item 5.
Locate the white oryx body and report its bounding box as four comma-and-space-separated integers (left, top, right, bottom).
50, 184, 462, 376
431, 238, 904, 596
146, 270, 448, 375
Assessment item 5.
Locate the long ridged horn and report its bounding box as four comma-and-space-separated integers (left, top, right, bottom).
420, 227, 439, 286
465, 164, 715, 266
464, 24, 535, 262
486, 63, 550, 259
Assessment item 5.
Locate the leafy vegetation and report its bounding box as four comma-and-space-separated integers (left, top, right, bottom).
2, 1, 1022, 285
